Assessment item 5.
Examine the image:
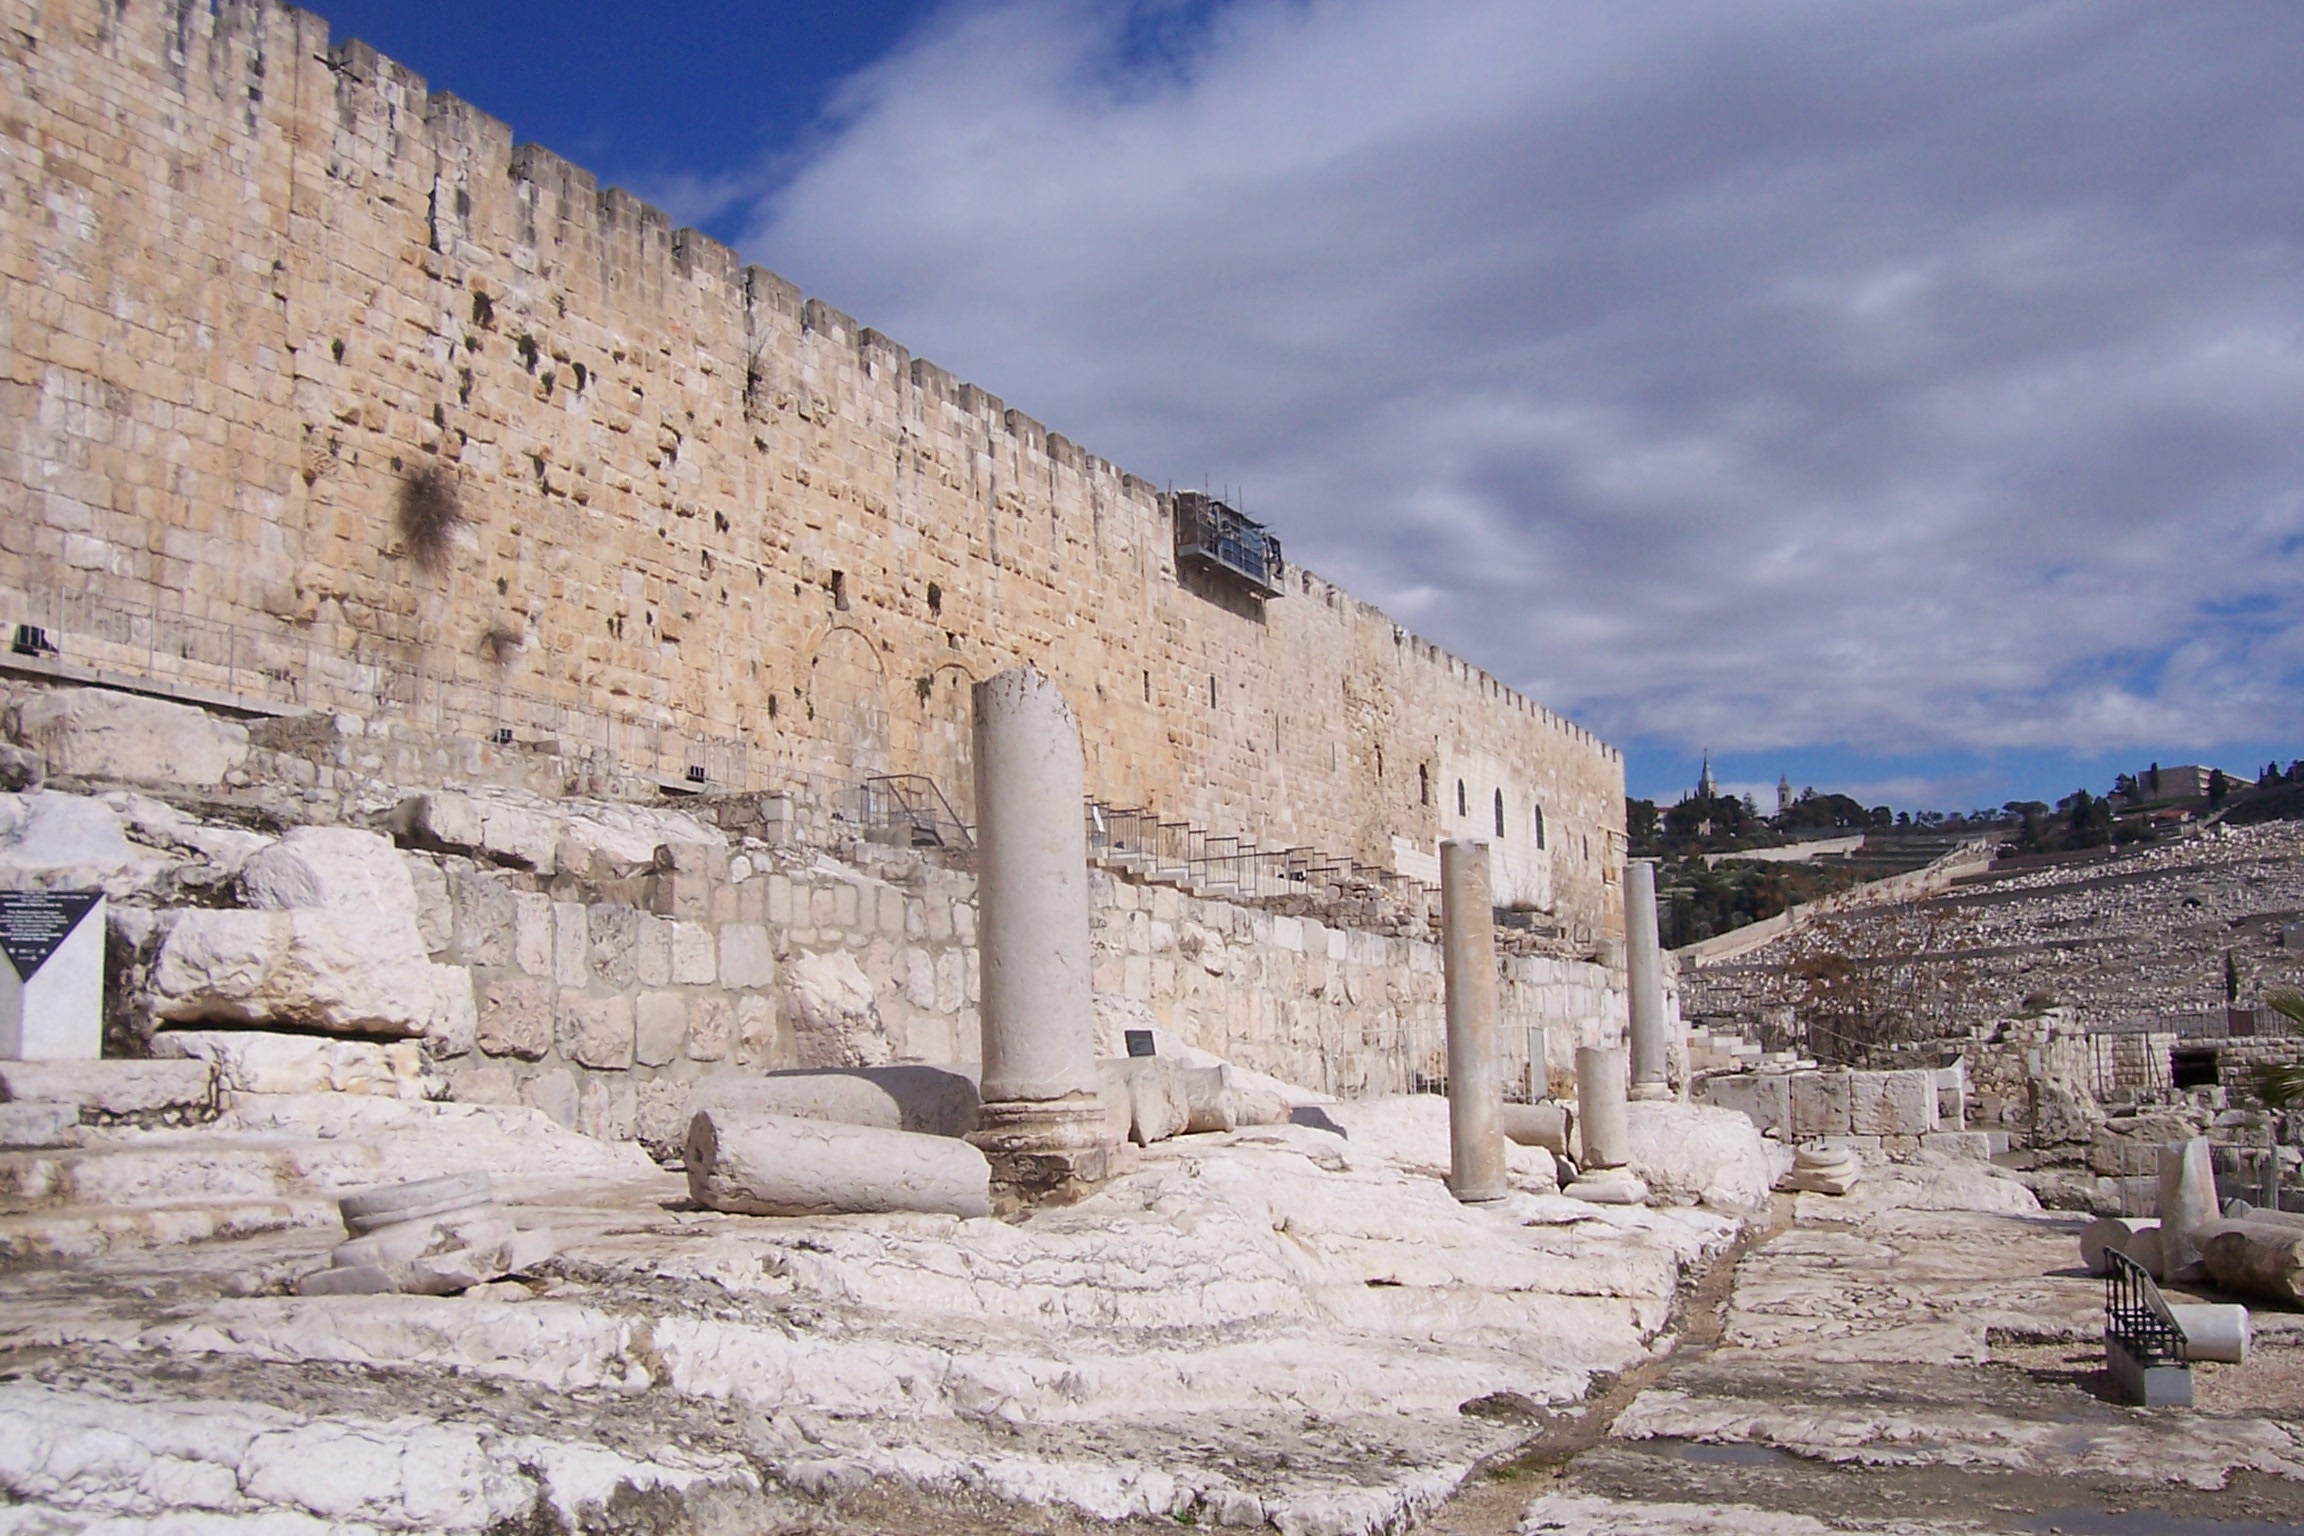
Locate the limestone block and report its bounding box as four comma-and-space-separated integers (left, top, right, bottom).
688, 1064, 981, 1138
783, 948, 889, 1068
687, 994, 732, 1062
390, 792, 561, 873
0, 1099, 78, 1147
685, 1107, 992, 1218
0, 792, 151, 893
671, 922, 716, 985
240, 827, 417, 917
578, 1075, 637, 1140
634, 1075, 693, 1157
1178, 1064, 1237, 1134
523, 1066, 578, 1128
513, 893, 553, 978
553, 903, 589, 987
1790, 1071, 1852, 1137
478, 976, 555, 1060
1920, 1131, 1993, 1160
559, 992, 634, 1070
151, 908, 478, 1052
1882, 1070, 1940, 1134
150, 1029, 432, 1099
589, 905, 669, 989
1625, 1101, 1774, 1211
0, 1058, 212, 1117
14, 688, 247, 787
2199, 1220, 2304, 1304
634, 992, 687, 1066
736, 993, 779, 1064
446, 865, 516, 966
719, 923, 775, 990
1693, 1072, 1792, 1137
1104, 1057, 1189, 1145
405, 856, 452, 956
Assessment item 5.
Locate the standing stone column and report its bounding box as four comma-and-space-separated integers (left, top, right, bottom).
2158, 1136, 2221, 1278
964, 668, 1115, 1208
1626, 859, 1670, 1100
1442, 840, 1507, 1203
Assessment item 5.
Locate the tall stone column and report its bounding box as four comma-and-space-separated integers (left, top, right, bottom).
1442, 840, 1507, 1203
964, 668, 1115, 1208
1626, 858, 1671, 1100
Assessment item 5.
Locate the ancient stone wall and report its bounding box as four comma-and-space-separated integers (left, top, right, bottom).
0, 0, 1626, 941
402, 814, 1626, 1148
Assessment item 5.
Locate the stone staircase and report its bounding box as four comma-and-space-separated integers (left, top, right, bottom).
0, 1058, 362, 1262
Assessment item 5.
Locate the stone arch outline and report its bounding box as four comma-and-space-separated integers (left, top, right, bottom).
805, 622, 891, 780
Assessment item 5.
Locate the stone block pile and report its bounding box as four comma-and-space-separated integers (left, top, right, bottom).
1695, 1064, 1948, 1148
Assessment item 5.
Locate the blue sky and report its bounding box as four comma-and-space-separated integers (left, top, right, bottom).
315, 2, 2304, 814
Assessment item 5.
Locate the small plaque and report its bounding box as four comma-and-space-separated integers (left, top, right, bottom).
0, 891, 105, 1060
0, 892, 101, 982
1124, 1029, 1157, 1058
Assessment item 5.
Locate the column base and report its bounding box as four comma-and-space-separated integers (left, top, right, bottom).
968, 1094, 1119, 1215
1629, 1081, 1674, 1102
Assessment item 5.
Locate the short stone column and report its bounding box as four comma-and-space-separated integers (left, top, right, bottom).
1567, 1044, 1647, 1204
1576, 1045, 1631, 1168
1442, 840, 1506, 1203
1625, 859, 1670, 1100
964, 667, 1116, 1209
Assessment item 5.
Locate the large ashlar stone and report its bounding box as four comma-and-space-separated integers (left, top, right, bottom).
783, 949, 890, 1067
1624, 1101, 1775, 1211
1790, 1070, 1852, 1137
0, 792, 155, 894
151, 1029, 436, 1099
150, 827, 477, 1052
685, 1106, 993, 1218
687, 1065, 981, 1139
12, 688, 247, 788
1694, 1072, 1792, 1137
1849, 1070, 1939, 1136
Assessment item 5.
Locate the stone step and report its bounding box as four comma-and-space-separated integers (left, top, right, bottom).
0, 1196, 342, 1264
0, 1136, 383, 1215
0, 1059, 216, 1122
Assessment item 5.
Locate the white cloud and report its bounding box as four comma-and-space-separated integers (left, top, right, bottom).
743, 0, 2304, 762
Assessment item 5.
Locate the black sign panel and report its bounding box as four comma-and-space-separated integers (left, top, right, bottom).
1124, 1029, 1157, 1058
0, 892, 100, 982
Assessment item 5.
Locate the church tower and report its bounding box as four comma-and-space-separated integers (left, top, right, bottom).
1697, 751, 1717, 800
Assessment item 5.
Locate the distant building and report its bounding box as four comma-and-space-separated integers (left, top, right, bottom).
1777, 774, 1793, 816
1697, 752, 1717, 800
2129, 764, 2240, 802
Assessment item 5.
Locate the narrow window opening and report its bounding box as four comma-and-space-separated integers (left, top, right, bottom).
1376, 745, 1385, 778
1532, 805, 1546, 850
831, 570, 849, 611
1209, 675, 1217, 708
1494, 788, 1505, 838
1418, 763, 1430, 806
1456, 779, 1467, 817
1143, 670, 1151, 702
926, 580, 942, 616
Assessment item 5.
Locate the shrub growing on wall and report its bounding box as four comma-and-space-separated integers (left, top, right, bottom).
398, 463, 466, 573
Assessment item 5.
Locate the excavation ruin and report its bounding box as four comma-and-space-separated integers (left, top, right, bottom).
4, 2, 2304, 1532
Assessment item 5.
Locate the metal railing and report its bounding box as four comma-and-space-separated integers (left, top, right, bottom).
2104, 1248, 2188, 1369
858, 775, 973, 850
